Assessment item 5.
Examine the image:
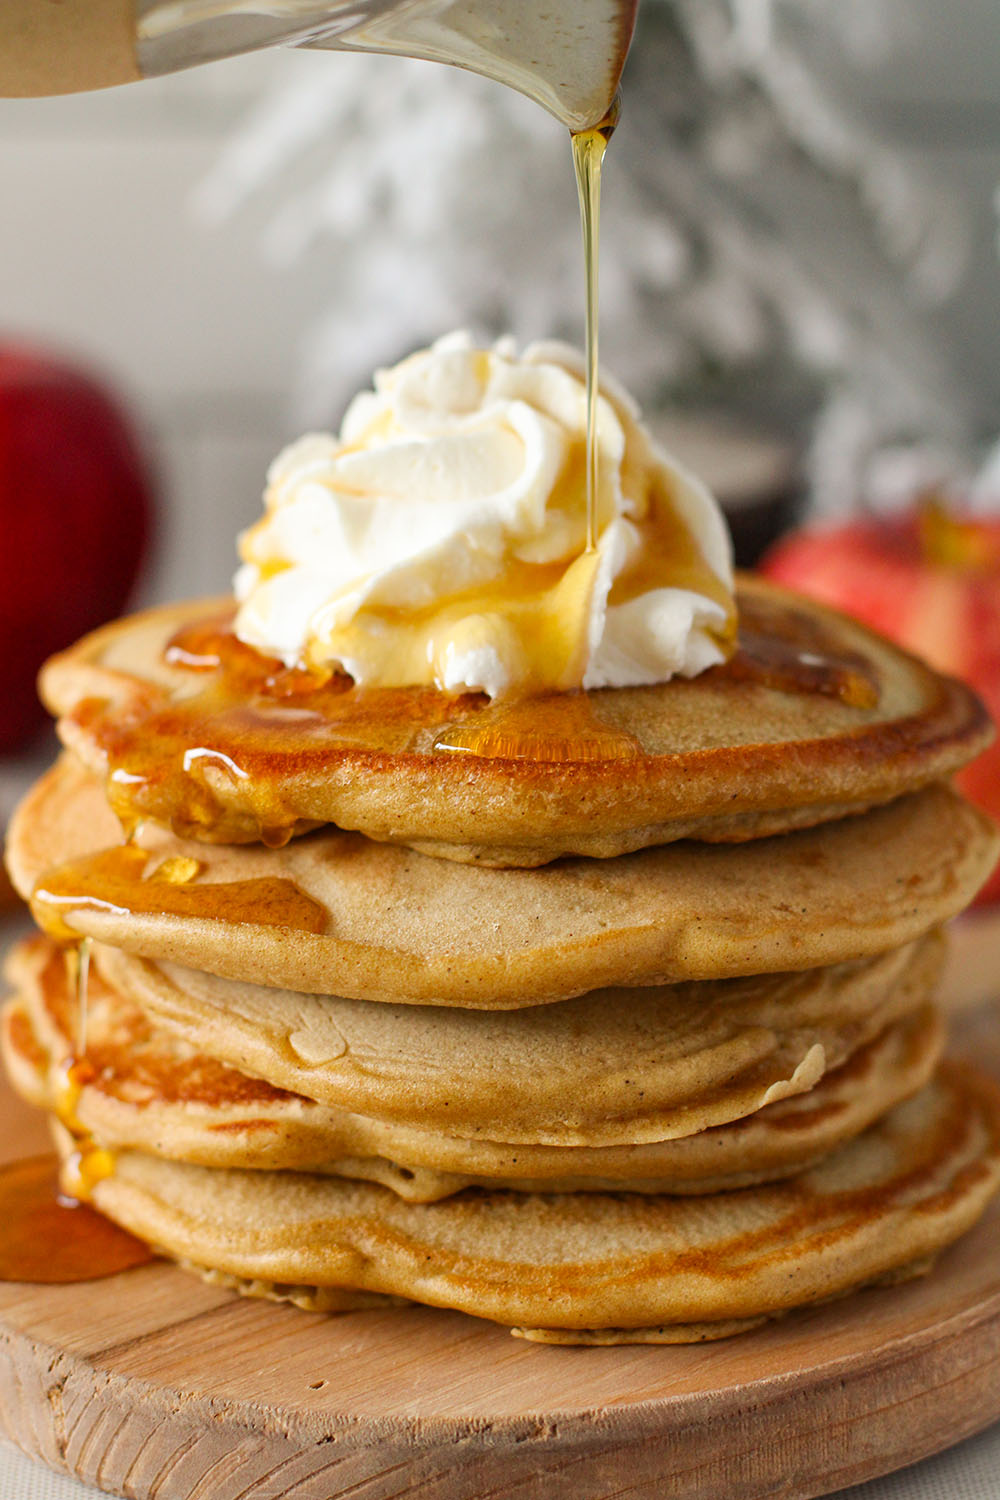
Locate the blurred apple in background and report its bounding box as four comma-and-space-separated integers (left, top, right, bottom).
0, 342, 154, 754
763, 503, 1000, 904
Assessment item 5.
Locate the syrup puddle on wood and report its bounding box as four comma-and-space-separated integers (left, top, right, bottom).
0, 1155, 153, 1283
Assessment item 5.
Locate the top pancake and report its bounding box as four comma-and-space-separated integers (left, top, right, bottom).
41, 575, 990, 866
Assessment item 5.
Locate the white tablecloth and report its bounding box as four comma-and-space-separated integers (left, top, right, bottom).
3, 1417, 999, 1499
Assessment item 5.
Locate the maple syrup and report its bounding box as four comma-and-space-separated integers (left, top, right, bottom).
433, 690, 642, 761
74, 613, 650, 815
73, 934, 92, 1054
571, 96, 619, 553
0, 940, 153, 1283
723, 595, 881, 710
54, 1054, 116, 1202
0, 1154, 152, 1283
60, 576, 882, 834
48, 937, 119, 1204
31, 843, 328, 946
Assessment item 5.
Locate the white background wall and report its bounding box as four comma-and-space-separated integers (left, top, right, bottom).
0, 3, 998, 610
0, 49, 336, 606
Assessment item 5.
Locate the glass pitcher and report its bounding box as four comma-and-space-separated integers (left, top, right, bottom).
2, 0, 638, 131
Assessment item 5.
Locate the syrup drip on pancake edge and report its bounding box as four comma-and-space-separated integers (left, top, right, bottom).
55, 936, 119, 1204
31, 846, 328, 946
11, 856, 325, 1281
0, 940, 154, 1284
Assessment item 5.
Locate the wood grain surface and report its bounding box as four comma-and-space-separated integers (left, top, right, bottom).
0, 916, 997, 1500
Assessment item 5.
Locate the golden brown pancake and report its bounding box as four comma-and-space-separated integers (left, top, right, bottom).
40, 575, 991, 865
3, 933, 946, 1198
8, 756, 996, 1005
4, 930, 943, 1148
512, 1261, 938, 1343
176, 1259, 937, 1343
64, 1062, 1000, 1340
93, 935, 943, 1143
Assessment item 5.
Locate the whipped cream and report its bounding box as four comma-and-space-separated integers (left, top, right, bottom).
233, 332, 735, 697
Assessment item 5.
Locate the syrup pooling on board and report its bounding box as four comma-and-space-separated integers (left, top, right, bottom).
0, 1155, 153, 1283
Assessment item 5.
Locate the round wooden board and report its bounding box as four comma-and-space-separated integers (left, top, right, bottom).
0, 937, 998, 1500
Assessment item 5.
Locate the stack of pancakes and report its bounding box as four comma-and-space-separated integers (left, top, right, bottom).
4, 574, 1000, 1343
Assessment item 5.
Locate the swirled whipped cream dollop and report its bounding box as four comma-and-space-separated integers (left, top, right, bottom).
233, 332, 735, 698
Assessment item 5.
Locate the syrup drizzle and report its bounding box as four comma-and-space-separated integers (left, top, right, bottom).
75, 935, 92, 1055
571, 95, 619, 553
54, 940, 116, 1205
55, 1053, 116, 1203
722, 598, 881, 711
4, 846, 324, 1282
432, 691, 641, 760
30, 845, 328, 947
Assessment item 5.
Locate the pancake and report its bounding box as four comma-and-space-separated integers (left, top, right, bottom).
94, 935, 944, 1143
8, 756, 997, 1004
173, 1262, 761, 1342
3, 935, 946, 1197
40, 575, 991, 866
513, 1261, 938, 1343
65, 1062, 1000, 1340
177, 1259, 937, 1344
4, 931, 943, 1154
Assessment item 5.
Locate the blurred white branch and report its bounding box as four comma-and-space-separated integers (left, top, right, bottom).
193, 0, 977, 513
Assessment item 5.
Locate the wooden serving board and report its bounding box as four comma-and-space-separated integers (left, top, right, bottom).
0, 942, 998, 1500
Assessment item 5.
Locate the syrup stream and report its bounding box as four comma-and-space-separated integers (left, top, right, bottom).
572, 95, 619, 554
55, 938, 114, 1204
76, 935, 91, 1056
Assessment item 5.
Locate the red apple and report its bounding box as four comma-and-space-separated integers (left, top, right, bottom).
0, 343, 153, 752
763, 504, 1000, 902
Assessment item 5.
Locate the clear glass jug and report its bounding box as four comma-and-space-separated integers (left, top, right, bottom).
2, 0, 637, 131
